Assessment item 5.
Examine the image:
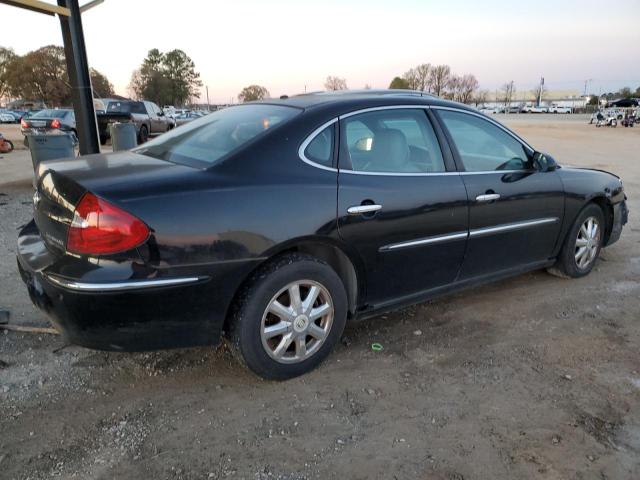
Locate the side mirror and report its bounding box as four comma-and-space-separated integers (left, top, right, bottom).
533, 151, 558, 172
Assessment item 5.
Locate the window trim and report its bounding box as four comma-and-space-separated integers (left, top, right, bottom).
432, 106, 537, 175
298, 118, 339, 172
297, 105, 538, 176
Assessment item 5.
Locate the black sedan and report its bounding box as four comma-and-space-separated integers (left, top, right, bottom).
17, 91, 628, 379
21, 108, 77, 141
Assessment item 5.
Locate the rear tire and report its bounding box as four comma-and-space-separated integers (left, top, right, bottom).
138, 125, 149, 144
547, 204, 604, 279
228, 253, 348, 380
5, 140, 13, 152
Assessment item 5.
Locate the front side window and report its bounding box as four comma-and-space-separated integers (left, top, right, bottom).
341, 109, 445, 173
438, 110, 531, 172
304, 124, 334, 167
135, 104, 300, 168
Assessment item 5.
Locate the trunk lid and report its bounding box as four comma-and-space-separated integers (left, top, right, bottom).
24, 118, 58, 129
33, 152, 194, 253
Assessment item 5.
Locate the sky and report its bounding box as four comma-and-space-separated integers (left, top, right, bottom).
1, 0, 639, 103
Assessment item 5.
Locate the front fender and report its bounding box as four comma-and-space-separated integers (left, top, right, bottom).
554, 167, 626, 254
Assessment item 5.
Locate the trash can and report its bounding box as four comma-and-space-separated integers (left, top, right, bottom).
110, 122, 137, 151
27, 133, 76, 172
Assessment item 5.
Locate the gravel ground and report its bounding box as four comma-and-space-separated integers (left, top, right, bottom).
0, 117, 639, 479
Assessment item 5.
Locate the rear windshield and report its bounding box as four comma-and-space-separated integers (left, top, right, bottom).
107, 101, 146, 114
33, 109, 69, 119
134, 104, 300, 168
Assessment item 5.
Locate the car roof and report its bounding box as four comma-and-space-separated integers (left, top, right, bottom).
256, 89, 475, 113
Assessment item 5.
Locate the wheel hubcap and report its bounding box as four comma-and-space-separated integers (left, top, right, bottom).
260, 280, 334, 364
575, 216, 601, 269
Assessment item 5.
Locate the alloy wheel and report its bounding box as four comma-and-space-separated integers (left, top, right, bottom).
575, 216, 601, 269
260, 280, 334, 364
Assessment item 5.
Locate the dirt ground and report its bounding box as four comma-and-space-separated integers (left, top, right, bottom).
1, 116, 639, 480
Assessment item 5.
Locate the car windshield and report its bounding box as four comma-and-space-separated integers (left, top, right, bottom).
32, 109, 69, 119
134, 104, 300, 168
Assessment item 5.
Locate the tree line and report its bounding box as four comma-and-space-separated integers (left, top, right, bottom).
0, 45, 113, 106
389, 64, 479, 103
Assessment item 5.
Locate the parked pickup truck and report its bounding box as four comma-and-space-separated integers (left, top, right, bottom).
97, 100, 175, 145
521, 105, 549, 113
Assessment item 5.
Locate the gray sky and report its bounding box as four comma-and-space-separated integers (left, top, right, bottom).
1, 0, 639, 102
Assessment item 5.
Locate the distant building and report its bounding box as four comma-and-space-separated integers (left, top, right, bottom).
486, 89, 589, 108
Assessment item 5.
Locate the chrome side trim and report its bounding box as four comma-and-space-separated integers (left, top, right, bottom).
297, 104, 537, 176
379, 217, 559, 252
380, 231, 468, 252
338, 104, 430, 120
339, 169, 457, 177
338, 169, 529, 177
44, 274, 206, 292
470, 217, 558, 238
298, 118, 339, 172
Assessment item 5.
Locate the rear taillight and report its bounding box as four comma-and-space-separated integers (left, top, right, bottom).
67, 192, 149, 255
20, 118, 28, 128
51, 119, 61, 129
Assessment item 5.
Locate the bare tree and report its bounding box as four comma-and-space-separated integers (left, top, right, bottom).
458, 74, 479, 104
429, 65, 451, 97
414, 63, 431, 91
446, 75, 462, 101
474, 89, 489, 106
501, 80, 515, 108
324, 76, 347, 91
402, 68, 420, 90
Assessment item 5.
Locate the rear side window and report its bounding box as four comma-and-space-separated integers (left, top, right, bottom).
135, 104, 300, 168
132, 102, 147, 114
341, 109, 446, 173
304, 125, 334, 167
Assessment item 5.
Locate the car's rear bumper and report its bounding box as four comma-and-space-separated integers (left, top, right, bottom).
16, 220, 252, 352
605, 200, 628, 247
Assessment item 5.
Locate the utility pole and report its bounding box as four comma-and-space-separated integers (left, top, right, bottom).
57, 0, 100, 154
206, 86, 210, 111
535, 76, 544, 106
583, 79, 592, 96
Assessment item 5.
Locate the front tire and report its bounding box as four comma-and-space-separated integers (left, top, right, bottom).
548, 204, 604, 278
229, 253, 348, 380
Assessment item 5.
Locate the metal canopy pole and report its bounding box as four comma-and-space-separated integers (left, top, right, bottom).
57, 0, 99, 154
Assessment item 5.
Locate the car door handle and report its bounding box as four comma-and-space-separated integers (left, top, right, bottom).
347, 204, 383, 215
475, 193, 501, 202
